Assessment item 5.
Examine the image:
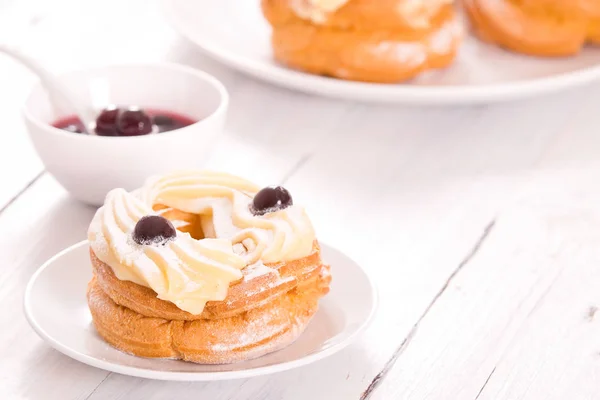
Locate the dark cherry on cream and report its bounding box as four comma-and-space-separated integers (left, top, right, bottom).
52, 106, 196, 136
250, 186, 293, 216
132, 215, 177, 246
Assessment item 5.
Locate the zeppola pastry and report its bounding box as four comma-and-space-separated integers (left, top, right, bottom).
87, 171, 331, 364
261, 0, 600, 81
261, 0, 463, 83
463, 0, 600, 56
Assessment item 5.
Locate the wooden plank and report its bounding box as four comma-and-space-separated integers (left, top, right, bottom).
0, 174, 108, 400
364, 168, 600, 400
356, 85, 600, 399
477, 170, 600, 400
537, 83, 600, 169
0, 41, 45, 209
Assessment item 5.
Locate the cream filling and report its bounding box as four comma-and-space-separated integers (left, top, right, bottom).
88, 170, 316, 315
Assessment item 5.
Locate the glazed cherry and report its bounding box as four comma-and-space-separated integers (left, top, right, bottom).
95, 106, 120, 136
132, 215, 177, 245
250, 186, 293, 216
116, 107, 153, 136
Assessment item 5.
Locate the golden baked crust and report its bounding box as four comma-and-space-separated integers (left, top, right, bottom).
90, 241, 323, 320
261, 0, 462, 83
88, 240, 331, 363
463, 0, 596, 57
88, 267, 330, 364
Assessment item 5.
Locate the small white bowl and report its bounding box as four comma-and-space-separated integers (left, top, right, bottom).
23, 63, 229, 206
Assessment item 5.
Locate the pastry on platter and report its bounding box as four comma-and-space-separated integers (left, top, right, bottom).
87, 171, 331, 364
463, 0, 600, 57
261, 0, 463, 83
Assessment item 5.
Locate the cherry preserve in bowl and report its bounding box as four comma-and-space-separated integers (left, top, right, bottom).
22, 62, 228, 205
53, 106, 197, 136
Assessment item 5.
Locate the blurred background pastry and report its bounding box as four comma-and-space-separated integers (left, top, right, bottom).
463, 0, 599, 57
261, 0, 463, 83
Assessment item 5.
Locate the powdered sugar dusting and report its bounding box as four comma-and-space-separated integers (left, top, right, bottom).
243, 261, 277, 281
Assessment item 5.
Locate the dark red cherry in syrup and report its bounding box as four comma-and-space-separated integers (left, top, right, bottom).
116, 107, 153, 136
54, 108, 196, 135
132, 215, 177, 245
251, 186, 293, 216
95, 106, 120, 136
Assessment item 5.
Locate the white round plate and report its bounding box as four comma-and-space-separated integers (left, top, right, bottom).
163, 0, 600, 104
24, 241, 376, 381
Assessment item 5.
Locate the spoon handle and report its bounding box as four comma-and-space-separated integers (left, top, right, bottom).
0, 43, 97, 134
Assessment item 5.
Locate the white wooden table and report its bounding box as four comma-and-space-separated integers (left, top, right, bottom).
3, 1, 600, 399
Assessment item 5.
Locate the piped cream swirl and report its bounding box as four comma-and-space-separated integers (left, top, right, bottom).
88, 170, 316, 315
